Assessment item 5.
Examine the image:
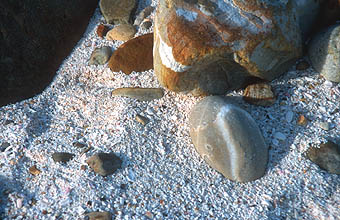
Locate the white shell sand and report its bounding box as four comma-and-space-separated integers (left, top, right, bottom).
0, 1, 339, 219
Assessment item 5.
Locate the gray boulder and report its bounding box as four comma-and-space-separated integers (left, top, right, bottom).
309, 24, 340, 83
189, 96, 268, 182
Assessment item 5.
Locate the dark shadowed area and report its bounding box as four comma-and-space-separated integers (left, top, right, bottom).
0, 0, 99, 107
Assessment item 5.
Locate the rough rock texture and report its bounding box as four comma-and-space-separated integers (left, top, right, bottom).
154, 0, 302, 96
243, 83, 276, 106
106, 24, 136, 41
0, 0, 99, 107
85, 211, 112, 220
87, 152, 122, 176
189, 96, 268, 182
308, 24, 340, 82
134, 6, 155, 26
306, 141, 340, 175
108, 33, 153, 74
89, 46, 112, 65
99, 0, 136, 24
112, 88, 164, 101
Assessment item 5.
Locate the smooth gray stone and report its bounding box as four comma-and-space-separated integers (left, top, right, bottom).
112, 88, 164, 101
52, 152, 75, 163
85, 211, 112, 220
89, 46, 112, 65
189, 96, 268, 182
308, 24, 340, 83
87, 152, 122, 176
306, 141, 340, 175
99, 0, 136, 24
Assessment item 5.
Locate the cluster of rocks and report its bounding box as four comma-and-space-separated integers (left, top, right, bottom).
89, 0, 340, 183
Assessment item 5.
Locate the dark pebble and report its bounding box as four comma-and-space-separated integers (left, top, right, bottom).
3, 120, 14, 125
52, 152, 75, 163
0, 142, 10, 152
73, 142, 87, 148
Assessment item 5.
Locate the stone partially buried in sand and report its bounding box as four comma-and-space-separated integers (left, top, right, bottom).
99, 0, 136, 24
306, 141, 340, 174
189, 96, 268, 182
112, 88, 164, 101
243, 83, 276, 106
108, 33, 153, 74
106, 24, 136, 41
85, 211, 112, 220
87, 152, 122, 176
89, 46, 112, 65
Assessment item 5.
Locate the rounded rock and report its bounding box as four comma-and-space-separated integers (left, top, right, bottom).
106, 24, 136, 41
89, 46, 112, 65
308, 24, 340, 83
189, 96, 268, 182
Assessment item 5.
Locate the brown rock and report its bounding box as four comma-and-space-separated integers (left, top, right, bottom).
29, 165, 41, 176
85, 211, 112, 220
243, 83, 276, 106
97, 24, 109, 38
153, 0, 302, 95
106, 24, 136, 41
108, 33, 153, 74
297, 114, 308, 126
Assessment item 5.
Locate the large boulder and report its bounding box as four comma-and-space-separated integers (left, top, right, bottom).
308, 24, 340, 82
0, 0, 98, 107
154, 0, 302, 96
189, 96, 268, 182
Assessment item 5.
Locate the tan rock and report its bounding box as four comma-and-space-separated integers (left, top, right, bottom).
85, 211, 112, 220
99, 0, 136, 24
106, 24, 136, 41
154, 0, 302, 95
29, 165, 41, 176
108, 33, 153, 74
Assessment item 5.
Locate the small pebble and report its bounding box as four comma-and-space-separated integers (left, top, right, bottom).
319, 122, 330, 131
89, 46, 112, 65
73, 142, 87, 148
29, 165, 41, 176
274, 132, 286, 141
0, 142, 10, 152
52, 152, 75, 163
141, 20, 152, 29
285, 111, 294, 123
136, 114, 150, 126
297, 115, 308, 126
96, 24, 109, 38
3, 119, 14, 125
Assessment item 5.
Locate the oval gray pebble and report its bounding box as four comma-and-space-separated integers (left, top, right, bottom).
189, 96, 268, 182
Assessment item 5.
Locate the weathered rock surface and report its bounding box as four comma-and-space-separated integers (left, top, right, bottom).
309, 24, 340, 83
154, 0, 302, 96
306, 141, 340, 174
112, 88, 164, 101
106, 24, 136, 41
243, 83, 276, 106
134, 6, 155, 26
52, 152, 75, 163
108, 33, 153, 74
0, 0, 99, 107
296, 60, 310, 71
189, 96, 268, 182
85, 211, 112, 220
89, 46, 112, 65
99, 0, 136, 24
87, 152, 122, 176
141, 20, 153, 30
